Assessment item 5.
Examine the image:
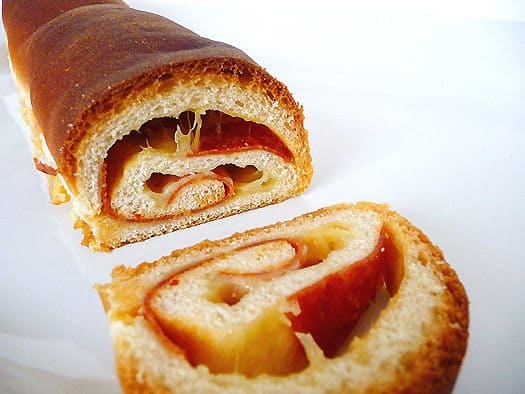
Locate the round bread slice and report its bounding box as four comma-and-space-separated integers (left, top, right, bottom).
2, 0, 312, 250
96, 202, 469, 393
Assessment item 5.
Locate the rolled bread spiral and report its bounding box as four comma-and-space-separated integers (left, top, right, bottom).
96, 203, 469, 393
2, 0, 312, 250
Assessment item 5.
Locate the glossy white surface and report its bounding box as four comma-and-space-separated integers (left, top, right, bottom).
1, 2, 524, 393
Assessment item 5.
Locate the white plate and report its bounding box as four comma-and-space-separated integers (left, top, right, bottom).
1, 2, 524, 393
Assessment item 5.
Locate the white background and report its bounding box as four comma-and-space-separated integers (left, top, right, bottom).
1, 1, 524, 392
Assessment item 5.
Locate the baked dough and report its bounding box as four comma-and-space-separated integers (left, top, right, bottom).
97, 203, 469, 393
3, 0, 312, 249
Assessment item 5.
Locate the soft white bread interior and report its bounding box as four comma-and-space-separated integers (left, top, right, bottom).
96, 202, 469, 394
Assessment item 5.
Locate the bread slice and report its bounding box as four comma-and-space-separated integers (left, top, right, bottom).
96, 203, 469, 394
2, 0, 312, 250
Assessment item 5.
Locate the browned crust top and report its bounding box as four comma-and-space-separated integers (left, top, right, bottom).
2, 0, 127, 56
4, 2, 304, 185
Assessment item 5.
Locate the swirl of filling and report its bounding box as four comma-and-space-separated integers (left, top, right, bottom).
143, 222, 403, 376
101, 110, 294, 221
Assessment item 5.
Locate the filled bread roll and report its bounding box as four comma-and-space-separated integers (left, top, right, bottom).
2, 0, 312, 250
96, 203, 469, 394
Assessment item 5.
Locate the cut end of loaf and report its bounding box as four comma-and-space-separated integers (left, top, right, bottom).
67, 63, 313, 250
31, 63, 313, 250
97, 202, 469, 393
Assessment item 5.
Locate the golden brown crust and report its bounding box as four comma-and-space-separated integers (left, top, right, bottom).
2, 0, 126, 63
97, 203, 469, 393
114, 336, 171, 394
4, 2, 306, 188
350, 203, 468, 394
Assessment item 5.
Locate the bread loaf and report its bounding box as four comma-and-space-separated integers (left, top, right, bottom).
2, 0, 312, 250
96, 203, 469, 393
